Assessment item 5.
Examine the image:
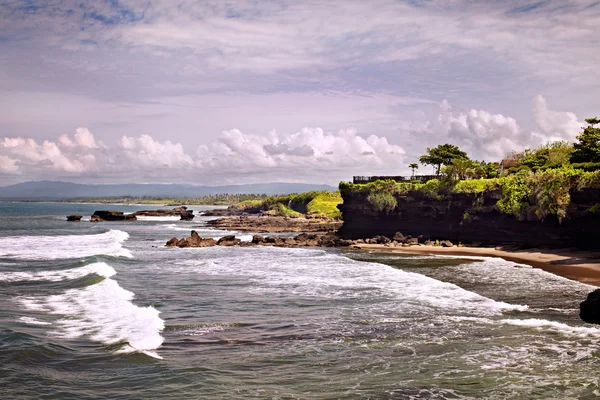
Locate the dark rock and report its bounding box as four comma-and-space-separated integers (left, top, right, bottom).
92, 210, 137, 221
166, 237, 179, 247
406, 238, 419, 245
440, 240, 454, 247
580, 289, 600, 324
393, 232, 405, 242
134, 207, 195, 221
252, 235, 265, 244
91, 215, 103, 222
374, 235, 391, 244
217, 235, 241, 246
334, 239, 354, 247
66, 215, 82, 222
424, 240, 434, 246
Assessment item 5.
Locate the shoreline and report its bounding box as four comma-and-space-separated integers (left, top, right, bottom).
352, 244, 600, 287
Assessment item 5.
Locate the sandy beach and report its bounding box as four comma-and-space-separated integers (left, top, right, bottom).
353, 244, 600, 286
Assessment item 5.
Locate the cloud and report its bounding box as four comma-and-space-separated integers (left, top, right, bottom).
0, 126, 406, 184
532, 95, 583, 142
411, 95, 583, 161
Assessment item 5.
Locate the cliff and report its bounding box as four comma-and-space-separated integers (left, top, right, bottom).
337, 172, 600, 249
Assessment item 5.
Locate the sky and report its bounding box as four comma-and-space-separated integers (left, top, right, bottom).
0, 0, 599, 185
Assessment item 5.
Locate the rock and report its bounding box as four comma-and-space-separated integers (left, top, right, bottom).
406, 238, 419, 245
440, 240, 454, 247
319, 234, 337, 247
66, 215, 82, 222
355, 239, 364, 244
91, 215, 103, 222
393, 232, 405, 242
334, 239, 354, 247
581, 289, 600, 324
135, 207, 195, 221
424, 240, 434, 246
168, 231, 217, 247
252, 235, 265, 244
92, 210, 137, 221
177, 238, 190, 247
217, 235, 241, 246
166, 237, 179, 247
374, 235, 391, 244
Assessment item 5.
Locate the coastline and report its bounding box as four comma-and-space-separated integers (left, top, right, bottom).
352, 244, 600, 287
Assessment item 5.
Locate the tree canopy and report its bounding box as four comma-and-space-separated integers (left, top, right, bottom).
419, 144, 468, 175
570, 117, 600, 163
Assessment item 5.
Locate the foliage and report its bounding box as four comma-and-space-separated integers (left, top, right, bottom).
235, 190, 343, 219
453, 179, 500, 193
496, 168, 578, 221
367, 192, 397, 213
409, 163, 419, 177
419, 144, 468, 175
571, 162, 600, 172
571, 118, 600, 163
265, 203, 303, 218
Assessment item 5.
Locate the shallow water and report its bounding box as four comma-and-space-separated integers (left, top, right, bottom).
1, 202, 599, 399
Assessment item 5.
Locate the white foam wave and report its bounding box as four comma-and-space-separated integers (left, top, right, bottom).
0, 262, 116, 282
18, 316, 52, 326
501, 318, 600, 339
19, 278, 164, 356
0, 230, 132, 260
173, 247, 527, 317
136, 216, 182, 222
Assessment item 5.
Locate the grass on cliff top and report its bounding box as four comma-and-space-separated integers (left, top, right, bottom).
340, 168, 600, 222
236, 190, 343, 219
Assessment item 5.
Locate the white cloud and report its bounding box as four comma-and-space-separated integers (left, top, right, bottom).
411, 95, 584, 162
532, 95, 583, 142
0, 126, 406, 184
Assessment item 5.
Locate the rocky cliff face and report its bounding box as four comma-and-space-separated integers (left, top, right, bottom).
338, 187, 600, 249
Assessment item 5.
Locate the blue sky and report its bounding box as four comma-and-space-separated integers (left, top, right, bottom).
0, 0, 598, 184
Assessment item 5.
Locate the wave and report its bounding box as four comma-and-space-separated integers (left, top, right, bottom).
174, 247, 527, 317
18, 277, 164, 357
0, 230, 132, 260
0, 262, 116, 282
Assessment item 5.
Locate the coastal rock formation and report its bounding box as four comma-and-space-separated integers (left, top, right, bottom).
66, 215, 82, 222
217, 235, 241, 246
338, 186, 600, 248
91, 215, 103, 222
580, 289, 600, 324
134, 206, 194, 221
92, 210, 137, 221
206, 215, 342, 233
167, 230, 217, 247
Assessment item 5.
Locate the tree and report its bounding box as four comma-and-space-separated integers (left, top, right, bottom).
409, 163, 418, 178
419, 144, 468, 175
570, 117, 600, 163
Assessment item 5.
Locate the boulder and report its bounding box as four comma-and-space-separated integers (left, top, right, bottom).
166, 237, 179, 247
374, 235, 391, 244
92, 210, 137, 221
91, 215, 103, 222
251, 235, 265, 244
406, 238, 419, 245
393, 232, 406, 242
66, 215, 82, 222
581, 289, 600, 324
217, 235, 241, 246
135, 206, 195, 221
440, 240, 454, 247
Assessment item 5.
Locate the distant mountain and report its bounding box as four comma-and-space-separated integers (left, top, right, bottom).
0, 181, 337, 199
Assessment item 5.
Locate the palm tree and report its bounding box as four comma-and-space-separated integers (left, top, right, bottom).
409, 163, 418, 178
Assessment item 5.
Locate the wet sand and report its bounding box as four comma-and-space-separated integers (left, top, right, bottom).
353, 244, 600, 286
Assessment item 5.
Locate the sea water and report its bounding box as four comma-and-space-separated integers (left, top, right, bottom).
1, 202, 599, 399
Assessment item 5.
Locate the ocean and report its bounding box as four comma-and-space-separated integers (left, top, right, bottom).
1, 202, 599, 399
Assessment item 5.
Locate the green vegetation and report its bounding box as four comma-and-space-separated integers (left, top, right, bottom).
234, 191, 343, 219
340, 168, 600, 222
571, 118, 600, 163
419, 143, 468, 175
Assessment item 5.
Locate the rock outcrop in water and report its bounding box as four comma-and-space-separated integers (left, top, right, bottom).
166, 231, 356, 248
206, 215, 341, 233
92, 210, 137, 221
66, 215, 82, 222
134, 206, 194, 221
580, 289, 600, 324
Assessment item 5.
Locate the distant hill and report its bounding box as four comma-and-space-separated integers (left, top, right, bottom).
0, 181, 337, 199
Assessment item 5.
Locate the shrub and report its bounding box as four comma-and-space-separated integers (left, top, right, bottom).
367, 192, 397, 213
